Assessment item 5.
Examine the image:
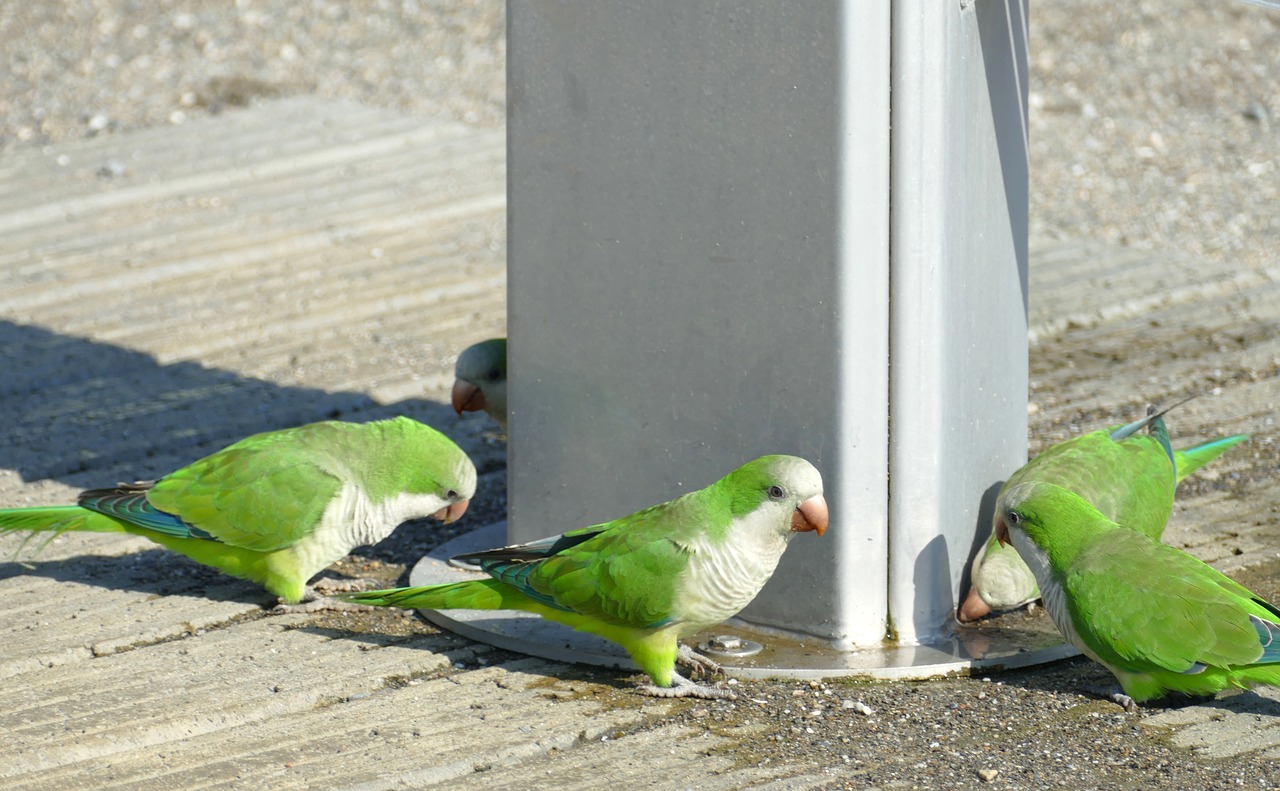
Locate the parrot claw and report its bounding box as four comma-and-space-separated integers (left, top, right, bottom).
1111, 691, 1141, 711
1111, 692, 1138, 713
638, 671, 737, 700
676, 643, 725, 679
1085, 684, 1138, 713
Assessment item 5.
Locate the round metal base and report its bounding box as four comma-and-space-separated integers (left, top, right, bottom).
410, 522, 1077, 681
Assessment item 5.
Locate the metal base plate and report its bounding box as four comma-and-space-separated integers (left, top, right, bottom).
410, 522, 1077, 681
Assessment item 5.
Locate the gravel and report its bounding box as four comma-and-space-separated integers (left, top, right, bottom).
0, 0, 504, 151
4, 0, 1279, 788
1029, 1, 1279, 270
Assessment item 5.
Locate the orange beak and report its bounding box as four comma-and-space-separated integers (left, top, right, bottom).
957, 586, 993, 622
994, 516, 1010, 548
451, 379, 486, 417
791, 494, 829, 537
432, 499, 470, 524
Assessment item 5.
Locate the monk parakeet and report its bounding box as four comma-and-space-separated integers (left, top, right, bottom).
959, 409, 1248, 621
452, 338, 507, 431
997, 480, 1280, 710
0, 417, 476, 608
342, 454, 828, 699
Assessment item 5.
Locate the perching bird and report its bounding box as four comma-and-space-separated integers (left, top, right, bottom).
342, 454, 828, 699
997, 480, 1280, 710
452, 338, 507, 431
0, 417, 476, 608
959, 408, 1248, 621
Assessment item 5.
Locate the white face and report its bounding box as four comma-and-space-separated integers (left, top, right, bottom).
995, 482, 1050, 582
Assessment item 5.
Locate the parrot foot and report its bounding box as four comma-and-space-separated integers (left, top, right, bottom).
676, 643, 725, 679
1085, 684, 1138, 713
638, 671, 737, 700
1110, 692, 1138, 713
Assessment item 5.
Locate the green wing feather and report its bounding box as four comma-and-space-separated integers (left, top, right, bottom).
457, 494, 717, 629
525, 523, 684, 628
1005, 427, 1174, 538
145, 425, 343, 552
1066, 529, 1279, 673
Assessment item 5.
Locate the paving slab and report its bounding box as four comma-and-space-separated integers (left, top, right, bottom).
0, 98, 1278, 787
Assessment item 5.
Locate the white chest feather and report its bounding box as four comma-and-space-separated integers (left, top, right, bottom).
673, 509, 790, 632
294, 484, 447, 576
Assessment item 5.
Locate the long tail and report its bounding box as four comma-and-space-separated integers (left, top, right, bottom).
341, 579, 531, 611
1109, 395, 1197, 443
1174, 435, 1251, 483
1108, 398, 1249, 484
343, 579, 683, 688
0, 505, 126, 556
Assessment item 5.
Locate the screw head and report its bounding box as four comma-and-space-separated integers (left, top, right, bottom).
699, 634, 763, 658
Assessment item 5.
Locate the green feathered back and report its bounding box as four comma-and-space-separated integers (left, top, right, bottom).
1007, 482, 1280, 702
145, 424, 346, 551
1001, 423, 1175, 540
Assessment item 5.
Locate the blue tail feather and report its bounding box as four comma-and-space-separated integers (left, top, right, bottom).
78, 487, 218, 542
1252, 615, 1280, 664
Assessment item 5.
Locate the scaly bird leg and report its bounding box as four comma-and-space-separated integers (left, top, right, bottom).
638, 670, 737, 701
676, 643, 724, 679
1084, 684, 1137, 713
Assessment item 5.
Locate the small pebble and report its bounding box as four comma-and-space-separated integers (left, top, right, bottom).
842, 700, 875, 716
97, 158, 128, 178
978, 768, 999, 782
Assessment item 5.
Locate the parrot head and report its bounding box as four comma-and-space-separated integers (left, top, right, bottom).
995, 480, 1117, 569
423, 440, 479, 524
724, 455, 829, 539
451, 338, 507, 427
995, 480, 1054, 549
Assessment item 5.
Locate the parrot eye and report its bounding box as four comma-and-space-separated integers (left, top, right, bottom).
767, 485, 787, 500
1006, 511, 1020, 526
446, 489, 458, 499
486, 369, 502, 382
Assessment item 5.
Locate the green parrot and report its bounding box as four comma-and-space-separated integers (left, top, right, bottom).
959, 409, 1248, 621
996, 480, 1280, 710
451, 338, 507, 432
0, 417, 476, 608
342, 454, 828, 699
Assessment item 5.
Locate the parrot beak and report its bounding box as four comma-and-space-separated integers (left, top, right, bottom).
957, 586, 993, 622
994, 516, 1010, 548
432, 499, 470, 524
791, 494, 829, 537
451, 379, 486, 417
